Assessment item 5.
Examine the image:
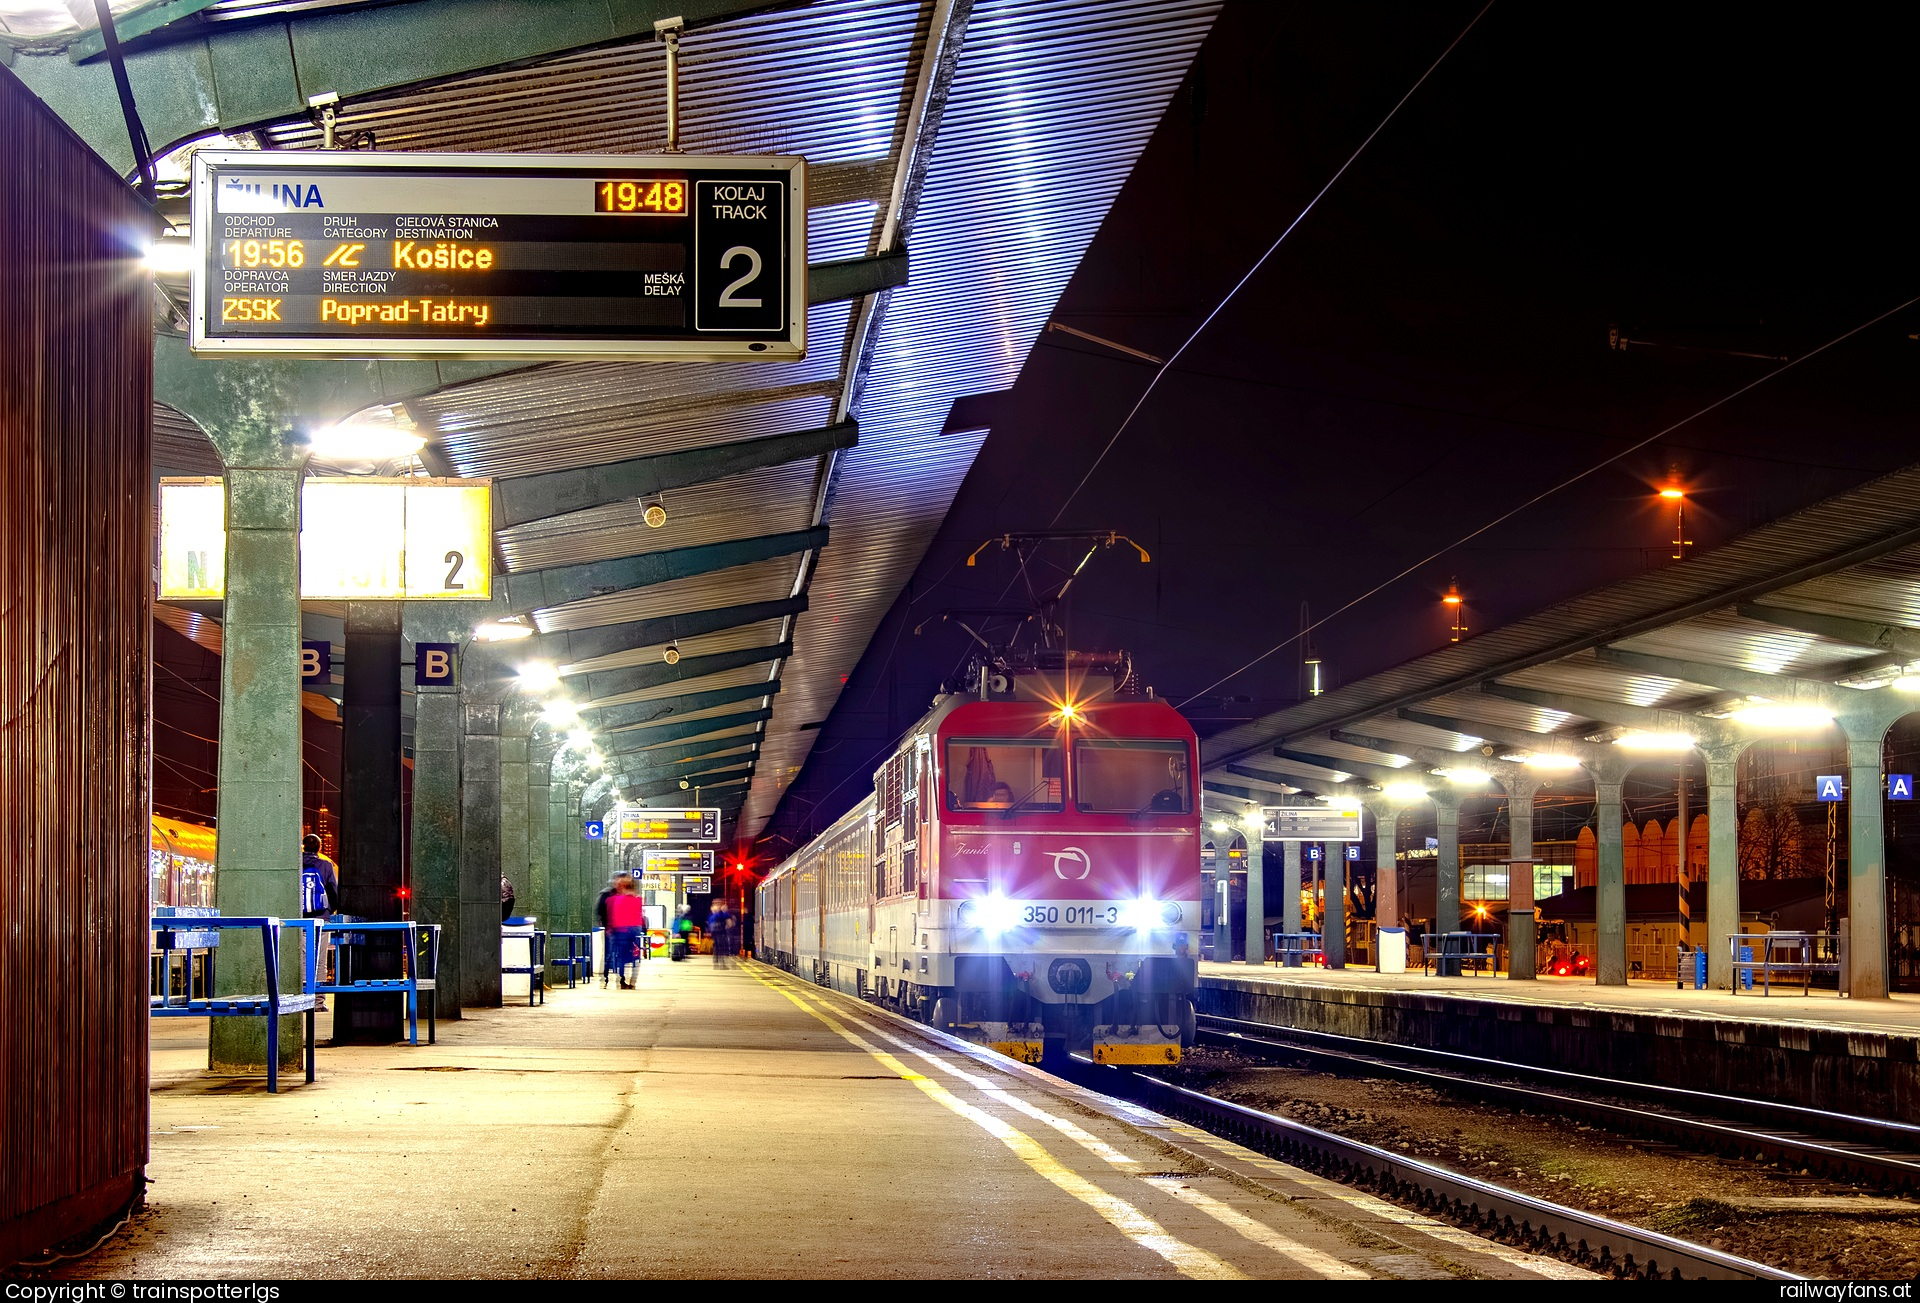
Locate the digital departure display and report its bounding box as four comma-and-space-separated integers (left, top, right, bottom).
614, 809, 721, 844
189, 152, 804, 360
642, 849, 716, 875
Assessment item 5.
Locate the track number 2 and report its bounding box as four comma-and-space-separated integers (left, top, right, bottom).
443, 550, 465, 591
718, 246, 763, 307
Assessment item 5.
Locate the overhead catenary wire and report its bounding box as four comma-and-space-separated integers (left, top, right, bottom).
1176, 289, 1920, 708
1044, 0, 1498, 530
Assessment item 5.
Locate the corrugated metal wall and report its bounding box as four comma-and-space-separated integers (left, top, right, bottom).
0, 66, 152, 1265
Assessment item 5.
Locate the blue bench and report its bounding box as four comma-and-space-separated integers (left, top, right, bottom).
501, 919, 546, 1007
1269, 932, 1324, 967
298, 919, 441, 1045
548, 931, 592, 988
150, 913, 318, 1093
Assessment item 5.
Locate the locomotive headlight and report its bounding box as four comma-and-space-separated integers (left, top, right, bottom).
964, 894, 1022, 934
1120, 898, 1165, 930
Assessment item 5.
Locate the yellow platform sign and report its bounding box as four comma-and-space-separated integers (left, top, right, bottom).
159, 477, 492, 600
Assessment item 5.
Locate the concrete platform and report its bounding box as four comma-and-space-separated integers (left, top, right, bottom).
1199, 962, 1920, 1123
63, 960, 1590, 1280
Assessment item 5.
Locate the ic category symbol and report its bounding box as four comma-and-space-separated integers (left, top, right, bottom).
1048, 846, 1092, 880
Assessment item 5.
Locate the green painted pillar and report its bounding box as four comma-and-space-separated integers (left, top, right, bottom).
1594, 776, 1628, 986
1369, 802, 1400, 933
529, 733, 553, 928
1506, 777, 1539, 980
549, 776, 574, 931
500, 699, 534, 921
210, 465, 303, 1072
1844, 724, 1891, 1000
1704, 749, 1742, 991
1325, 839, 1346, 969
1432, 788, 1463, 944
1244, 831, 1266, 966
460, 698, 504, 1008
1280, 839, 1300, 943
410, 680, 463, 1016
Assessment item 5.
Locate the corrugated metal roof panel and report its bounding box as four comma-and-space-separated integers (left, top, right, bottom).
600, 696, 774, 736
582, 660, 775, 713
532, 557, 802, 633
745, 0, 1222, 834
560, 617, 787, 677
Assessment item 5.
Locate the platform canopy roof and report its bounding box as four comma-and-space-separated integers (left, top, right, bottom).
1201, 460, 1920, 812
23, 0, 1221, 841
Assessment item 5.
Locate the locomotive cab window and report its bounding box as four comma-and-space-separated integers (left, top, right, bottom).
947, 741, 1063, 812
1074, 740, 1192, 814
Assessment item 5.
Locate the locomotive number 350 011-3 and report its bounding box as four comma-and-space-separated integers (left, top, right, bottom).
1020, 904, 1122, 926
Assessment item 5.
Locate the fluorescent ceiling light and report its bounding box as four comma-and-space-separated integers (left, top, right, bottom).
307, 408, 426, 463
1441, 768, 1490, 786
541, 699, 580, 726
474, 618, 534, 642
1383, 782, 1430, 802
1613, 731, 1694, 752
1521, 753, 1583, 771
517, 662, 562, 694
1728, 704, 1833, 729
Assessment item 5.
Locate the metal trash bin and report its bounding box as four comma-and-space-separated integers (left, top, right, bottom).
1377, 927, 1408, 975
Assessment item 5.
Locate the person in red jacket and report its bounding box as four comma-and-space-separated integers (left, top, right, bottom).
605, 876, 646, 990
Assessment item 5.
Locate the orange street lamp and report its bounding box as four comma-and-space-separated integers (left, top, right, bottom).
1660, 486, 1691, 560
1442, 579, 1466, 643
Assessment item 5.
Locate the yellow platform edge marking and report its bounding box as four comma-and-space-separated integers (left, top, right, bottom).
745, 966, 1246, 1281
1143, 1176, 1371, 1280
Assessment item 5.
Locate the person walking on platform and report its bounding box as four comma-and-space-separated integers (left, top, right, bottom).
300, 835, 340, 1009
501, 874, 517, 922
708, 900, 735, 967
606, 876, 646, 990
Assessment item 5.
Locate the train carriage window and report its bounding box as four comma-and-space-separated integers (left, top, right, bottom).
946, 740, 1064, 812
1075, 740, 1192, 814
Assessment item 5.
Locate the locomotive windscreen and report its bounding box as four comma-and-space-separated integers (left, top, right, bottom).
1074, 739, 1192, 814
946, 740, 1063, 812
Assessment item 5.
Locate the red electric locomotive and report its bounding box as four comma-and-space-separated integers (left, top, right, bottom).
758, 650, 1201, 1063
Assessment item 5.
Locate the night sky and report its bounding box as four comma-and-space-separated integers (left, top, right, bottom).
761, 1, 1920, 852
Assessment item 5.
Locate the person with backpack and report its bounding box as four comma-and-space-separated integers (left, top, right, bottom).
300, 835, 340, 1009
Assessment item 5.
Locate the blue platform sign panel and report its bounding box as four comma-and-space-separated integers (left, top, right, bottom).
1816, 775, 1845, 802
583, 820, 605, 840
1892, 775, 1915, 801
1306, 846, 1322, 861
1344, 844, 1361, 861
415, 642, 458, 687
299, 640, 331, 684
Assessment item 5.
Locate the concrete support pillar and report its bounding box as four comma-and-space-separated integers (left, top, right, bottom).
1243, 830, 1265, 965
1325, 842, 1346, 969
499, 699, 534, 922
337, 600, 404, 1042
1431, 788, 1462, 938
460, 699, 504, 1009
210, 466, 303, 1072
1210, 848, 1228, 963
1704, 749, 1742, 991
1370, 803, 1399, 934
410, 681, 462, 1015
529, 735, 553, 927
1843, 724, 1892, 1000
1594, 775, 1628, 986
1281, 840, 1301, 944
1506, 778, 1539, 980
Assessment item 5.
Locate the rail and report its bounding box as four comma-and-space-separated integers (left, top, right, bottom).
1195, 1011, 1920, 1190
1062, 1055, 1796, 1280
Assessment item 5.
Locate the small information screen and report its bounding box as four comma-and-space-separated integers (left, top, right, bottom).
189, 151, 804, 360
1261, 807, 1364, 842
642, 849, 715, 876
615, 809, 721, 844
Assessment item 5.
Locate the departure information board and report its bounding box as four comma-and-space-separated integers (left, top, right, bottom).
189, 151, 805, 360
614, 809, 721, 844
643, 849, 715, 876
1261, 807, 1364, 842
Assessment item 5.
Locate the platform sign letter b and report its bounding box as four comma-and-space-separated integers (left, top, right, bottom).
416, 642, 457, 688
300, 640, 331, 683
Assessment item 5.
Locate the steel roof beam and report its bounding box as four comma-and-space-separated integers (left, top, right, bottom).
573, 641, 790, 704
807, 252, 909, 305
1273, 747, 1410, 787
601, 708, 771, 753
1594, 647, 1853, 707
1479, 681, 1705, 735
1202, 780, 1269, 806
494, 423, 856, 528
613, 735, 758, 774
1736, 602, 1920, 658
524, 596, 805, 668
583, 680, 778, 729
499, 528, 826, 618
1220, 764, 1301, 794
14, 0, 785, 174
630, 766, 753, 798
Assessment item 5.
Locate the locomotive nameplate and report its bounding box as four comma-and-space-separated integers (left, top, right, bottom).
189, 151, 805, 360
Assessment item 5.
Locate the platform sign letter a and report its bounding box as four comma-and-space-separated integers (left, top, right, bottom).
1893, 775, 1915, 801
416, 642, 457, 687
1816, 774, 1845, 801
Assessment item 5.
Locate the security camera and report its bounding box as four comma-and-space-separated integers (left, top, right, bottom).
664, 642, 682, 665
640, 499, 667, 528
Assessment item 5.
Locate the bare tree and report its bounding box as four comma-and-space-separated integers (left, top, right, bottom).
1739, 798, 1808, 880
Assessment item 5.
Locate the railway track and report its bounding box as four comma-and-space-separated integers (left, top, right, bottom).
1055, 1053, 1798, 1282
1195, 1012, 1920, 1191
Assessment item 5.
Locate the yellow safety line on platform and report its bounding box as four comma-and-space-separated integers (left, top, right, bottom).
1141, 1176, 1371, 1280
788, 987, 1376, 1280
747, 967, 1246, 1280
